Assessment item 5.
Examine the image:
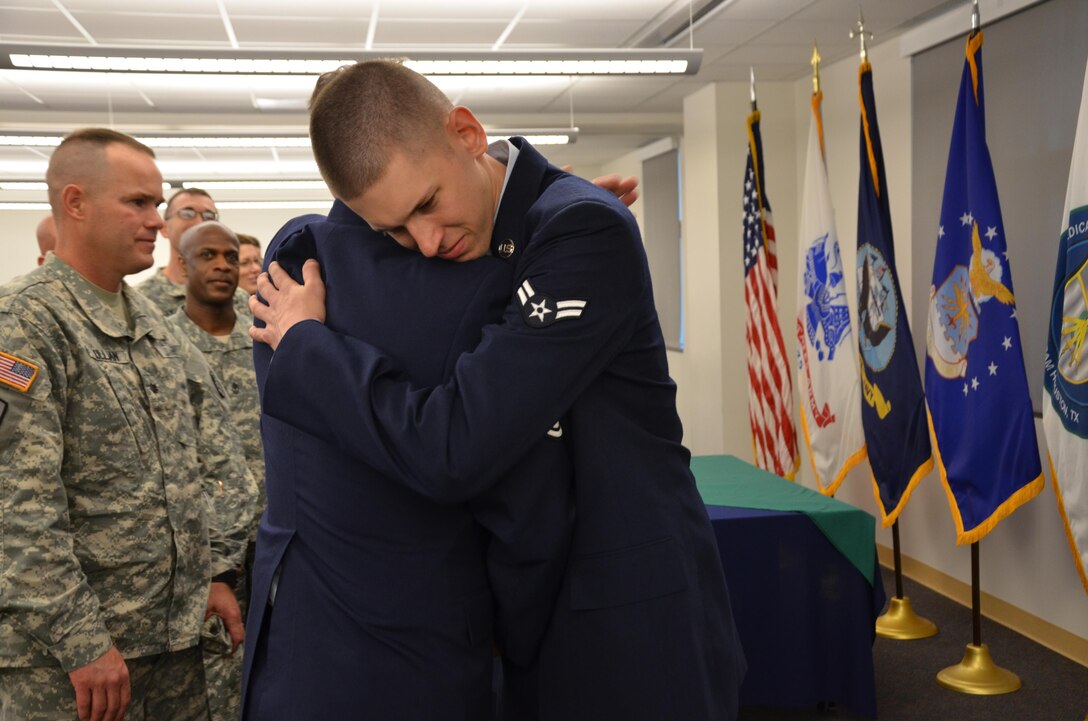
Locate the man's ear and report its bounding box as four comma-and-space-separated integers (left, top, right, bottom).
445, 106, 489, 157
60, 184, 87, 221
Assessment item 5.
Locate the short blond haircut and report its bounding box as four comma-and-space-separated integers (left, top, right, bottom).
236, 233, 260, 250
45, 128, 155, 210
308, 60, 453, 200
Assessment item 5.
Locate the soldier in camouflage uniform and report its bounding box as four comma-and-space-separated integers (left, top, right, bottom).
136, 188, 249, 317
169, 221, 265, 721
0, 128, 257, 721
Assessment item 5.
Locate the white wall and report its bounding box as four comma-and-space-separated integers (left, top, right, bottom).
0, 204, 331, 287
654, 33, 1088, 645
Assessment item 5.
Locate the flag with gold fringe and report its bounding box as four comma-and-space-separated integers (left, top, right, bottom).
925, 31, 1043, 545
797, 88, 867, 494
856, 60, 933, 525
743, 109, 799, 480
1044, 56, 1088, 593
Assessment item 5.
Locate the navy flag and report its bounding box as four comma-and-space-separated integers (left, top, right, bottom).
925, 31, 1043, 544
856, 60, 933, 526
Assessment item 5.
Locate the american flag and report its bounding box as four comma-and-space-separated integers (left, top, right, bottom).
0, 352, 38, 393
743, 110, 798, 480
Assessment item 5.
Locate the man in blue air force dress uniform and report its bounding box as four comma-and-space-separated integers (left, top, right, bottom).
251, 60, 745, 721
240, 200, 574, 720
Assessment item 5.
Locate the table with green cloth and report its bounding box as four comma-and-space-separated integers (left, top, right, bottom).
692, 455, 886, 719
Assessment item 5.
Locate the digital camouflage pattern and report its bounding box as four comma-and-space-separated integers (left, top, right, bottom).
0, 645, 209, 721
171, 309, 263, 721
0, 255, 256, 677
170, 308, 265, 531
138, 267, 252, 318
135, 267, 185, 315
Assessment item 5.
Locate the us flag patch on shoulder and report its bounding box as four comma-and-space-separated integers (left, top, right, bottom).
516, 278, 587, 329
0, 351, 39, 393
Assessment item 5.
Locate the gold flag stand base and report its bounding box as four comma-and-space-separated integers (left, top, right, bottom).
877, 521, 939, 640
876, 596, 938, 639
936, 643, 1021, 695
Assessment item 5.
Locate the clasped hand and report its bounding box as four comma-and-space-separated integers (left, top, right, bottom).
249, 259, 327, 350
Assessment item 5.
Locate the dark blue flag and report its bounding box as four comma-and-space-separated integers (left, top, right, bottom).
856, 61, 933, 526
925, 32, 1043, 544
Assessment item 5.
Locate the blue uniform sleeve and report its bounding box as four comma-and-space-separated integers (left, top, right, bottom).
261, 198, 646, 503
467, 426, 574, 665
253, 215, 325, 404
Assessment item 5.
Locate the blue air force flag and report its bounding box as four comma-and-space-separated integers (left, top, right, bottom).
925, 32, 1043, 545
1044, 57, 1088, 594
797, 90, 867, 495
856, 61, 933, 526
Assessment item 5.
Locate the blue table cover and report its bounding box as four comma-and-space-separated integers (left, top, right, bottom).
694, 460, 886, 718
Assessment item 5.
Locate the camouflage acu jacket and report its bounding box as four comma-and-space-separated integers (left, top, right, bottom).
0, 256, 256, 671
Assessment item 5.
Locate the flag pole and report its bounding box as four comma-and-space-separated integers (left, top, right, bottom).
875, 520, 937, 639
749, 66, 757, 112
849, 8, 872, 64
931, 3, 1022, 693
847, 7, 938, 643
936, 541, 1021, 694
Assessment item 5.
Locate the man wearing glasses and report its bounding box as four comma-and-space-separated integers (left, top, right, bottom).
136, 188, 221, 315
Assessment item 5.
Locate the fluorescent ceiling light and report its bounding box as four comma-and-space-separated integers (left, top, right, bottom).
487, 128, 578, 145
159, 160, 322, 176
0, 135, 64, 147
144, 136, 311, 148
0, 201, 334, 211
520, 135, 570, 145
0, 203, 50, 210
214, 201, 334, 210
0, 131, 573, 150
0, 181, 47, 190
0, 135, 310, 149
185, 180, 329, 190
2, 46, 701, 76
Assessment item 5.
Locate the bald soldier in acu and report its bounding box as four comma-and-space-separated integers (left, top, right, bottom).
170, 221, 265, 721
0, 128, 256, 721
136, 187, 251, 317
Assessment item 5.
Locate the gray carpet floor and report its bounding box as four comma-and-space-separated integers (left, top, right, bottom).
738, 566, 1088, 721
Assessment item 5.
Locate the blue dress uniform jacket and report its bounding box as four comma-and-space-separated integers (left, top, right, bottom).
240, 201, 574, 720
261, 140, 746, 721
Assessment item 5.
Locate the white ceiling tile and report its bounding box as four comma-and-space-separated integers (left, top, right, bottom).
0, 90, 43, 111
504, 19, 647, 47
63, 0, 220, 12
569, 77, 679, 112
1, 7, 85, 39
229, 16, 370, 47
796, 0, 957, 23
0, 0, 57, 8
331, 0, 513, 21
713, 43, 811, 65
521, 1, 690, 22
71, 11, 230, 46
222, 0, 377, 18
716, 0, 821, 22
370, 19, 512, 47
765, 17, 877, 45
679, 17, 778, 48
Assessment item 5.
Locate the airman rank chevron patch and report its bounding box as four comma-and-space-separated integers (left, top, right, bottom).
0, 351, 39, 393
516, 278, 586, 329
